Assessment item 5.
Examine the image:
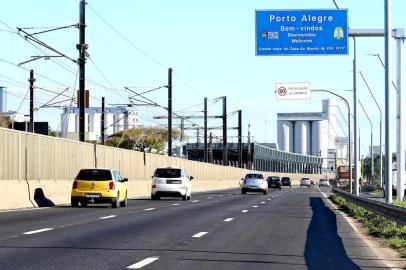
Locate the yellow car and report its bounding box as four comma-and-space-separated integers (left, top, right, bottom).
71, 168, 128, 208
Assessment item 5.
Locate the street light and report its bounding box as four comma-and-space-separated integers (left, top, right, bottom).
358, 99, 374, 187
366, 53, 397, 90
359, 71, 383, 189
312, 89, 352, 193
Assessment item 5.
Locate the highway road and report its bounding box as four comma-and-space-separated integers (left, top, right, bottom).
0, 186, 402, 269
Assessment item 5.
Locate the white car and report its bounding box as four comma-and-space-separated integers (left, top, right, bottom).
319, 179, 330, 188
151, 167, 193, 200
300, 177, 311, 187
241, 173, 267, 195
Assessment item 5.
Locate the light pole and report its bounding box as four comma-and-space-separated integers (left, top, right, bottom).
359, 71, 382, 188
312, 89, 352, 193
358, 99, 374, 187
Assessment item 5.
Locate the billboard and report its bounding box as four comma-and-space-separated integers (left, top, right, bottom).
256, 9, 348, 56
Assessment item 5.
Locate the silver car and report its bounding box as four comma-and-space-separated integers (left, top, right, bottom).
241, 173, 268, 195
300, 177, 311, 187
319, 179, 330, 187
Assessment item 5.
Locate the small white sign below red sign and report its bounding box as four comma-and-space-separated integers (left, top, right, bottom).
275, 82, 311, 100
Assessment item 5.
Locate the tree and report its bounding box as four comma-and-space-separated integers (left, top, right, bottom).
0, 113, 10, 128
105, 127, 181, 153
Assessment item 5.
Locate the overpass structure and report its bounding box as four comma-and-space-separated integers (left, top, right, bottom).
186, 142, 323, 174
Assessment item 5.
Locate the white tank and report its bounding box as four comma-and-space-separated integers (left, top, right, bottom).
277, 121, 294, 152
294, 121, 311, 155
311, 121, 322, 156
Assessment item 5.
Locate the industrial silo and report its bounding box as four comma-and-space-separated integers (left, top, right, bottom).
311, 121, 322, 156
277, 120, 294, 152
294, 121, 311, 155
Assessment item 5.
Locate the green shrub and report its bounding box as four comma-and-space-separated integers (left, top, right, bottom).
329, 194, 406, 257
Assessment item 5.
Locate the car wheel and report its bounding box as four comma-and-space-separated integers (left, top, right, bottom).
80, 200, 87, 207
241, 189, 246, 195
279, 186, 282, 190
71, 198, 79, 207
120, 192, 128, 207
182, 194, 187, 201
263, 190, 267, 195
187, 193, 191, 200
112, 193, 120, 208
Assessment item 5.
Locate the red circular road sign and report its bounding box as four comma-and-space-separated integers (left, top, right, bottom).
278, 87, 287, 96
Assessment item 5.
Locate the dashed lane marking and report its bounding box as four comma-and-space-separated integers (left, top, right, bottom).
192, 232, 208, 238
207, 197, 213, 199
172, 203, 180, 206
241, 210, 248, 213
192, 200, 199, 203
99, 215, 116, 220
127, 257, 159, 269
261, 202, 266, 204
267, 199, 271, 201
23, 228, 53, 235
144, 208, 155, 211
224, 218, 234, 222
252, 205, 258, 208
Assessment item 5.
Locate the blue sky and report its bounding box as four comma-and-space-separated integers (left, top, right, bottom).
0, 0, 405, 157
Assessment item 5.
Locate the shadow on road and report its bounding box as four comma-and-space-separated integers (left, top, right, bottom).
304, 197, 361, 270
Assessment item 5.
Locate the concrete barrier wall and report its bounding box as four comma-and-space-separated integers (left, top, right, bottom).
0, 128, 322, 210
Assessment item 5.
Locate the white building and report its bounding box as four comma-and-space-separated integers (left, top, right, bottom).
277, 99, 337, 169
0, 86, 6, 112
61, 106, 141, 141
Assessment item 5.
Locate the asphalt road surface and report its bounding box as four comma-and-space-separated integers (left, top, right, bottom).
0, 186, 401, 269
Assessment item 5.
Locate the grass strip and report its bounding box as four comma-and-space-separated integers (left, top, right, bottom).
329, 194, 406, 257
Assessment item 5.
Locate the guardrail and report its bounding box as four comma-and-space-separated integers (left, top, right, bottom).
332, 188, 406, 226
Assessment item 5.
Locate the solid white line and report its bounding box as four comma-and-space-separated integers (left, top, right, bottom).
192, 200, 199, 203
192, 232, 208, 238
144, 208, 155, 211
172, 203, 180, 206
241, 210, 248, 213
252, 205, 258, 208
224, 218, 234, 222
99, 215, 116, 220
23, 228, 53, 235
127, 257, 159, 269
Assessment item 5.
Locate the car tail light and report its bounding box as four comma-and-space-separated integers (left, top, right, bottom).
72, 180, 78, 189
109, 181, 115, 190
152, 184, 156, 189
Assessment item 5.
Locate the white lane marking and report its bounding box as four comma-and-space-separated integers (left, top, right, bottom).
224, 218, 234, 222
23, 228, 53, 235
322, 192, 328, 198
275, 195, 279, 197
99, 215, 116, 220
144, 208, 155, 211
172, 203, 180, 206
219, 195, 224, 197
228, 193, 233, 196
192, 200, 199, 203
267, 199, 271, 201
127, 257, 159, 269
241, 210, 248, 213
192, 232, 208, 238
252, 205, 258, 208
261, 202, 266, 204
207, 197, 213, 199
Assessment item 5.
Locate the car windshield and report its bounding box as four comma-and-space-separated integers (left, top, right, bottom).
320, 180, 328, 183
268, 177, 279, 181
154, 168, 181, 178
302, 178, 309, 181
245, 174, 263, 179
76, 169, 112, 181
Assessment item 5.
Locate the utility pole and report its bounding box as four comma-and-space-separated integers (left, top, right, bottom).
29, 69, 35, 133
209, 132, 213, 163
247, 124, 251, 170
168, 67, 173, 156
222, 96, 228, 166
238, 110, 242, 168
101, 97, 105, 145
384, 0, 393, 203
204, 97, 208, 162
78, 0, 87, 142
180, 118, 184, 141
353, 38, 359, 196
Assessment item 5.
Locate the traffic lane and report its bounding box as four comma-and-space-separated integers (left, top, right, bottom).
148, 187, 389, 270
0, 188, 284, 270
0, 187, 242, 242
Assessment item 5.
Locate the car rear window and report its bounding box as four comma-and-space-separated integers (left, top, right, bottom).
154, 168, 181, 178
245, 174, 263, 179
282, 177, 290, 181
76, 169, 112, 181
